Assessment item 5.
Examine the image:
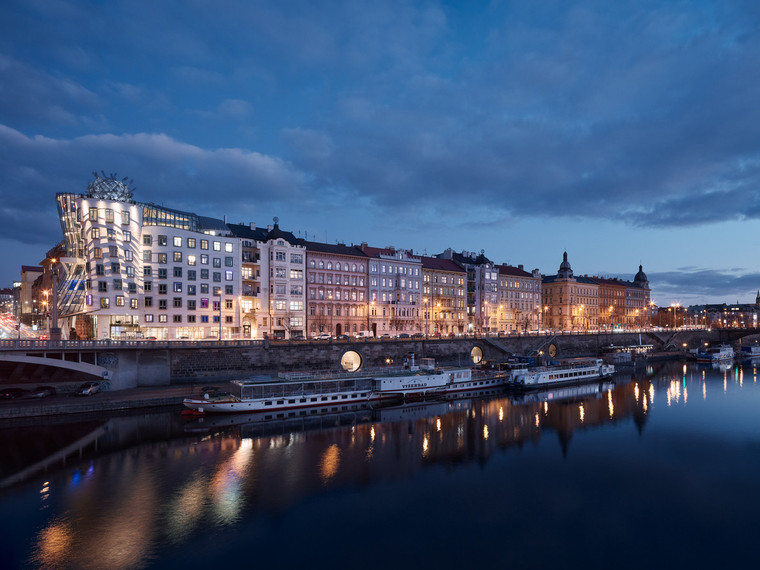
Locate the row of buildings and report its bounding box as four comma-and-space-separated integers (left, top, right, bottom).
15, 174, 652, 340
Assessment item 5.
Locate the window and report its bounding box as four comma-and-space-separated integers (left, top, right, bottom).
201, 254, 209, 265
201, 239, 209, 250
115, 296, 124, 307
122, 210, 130, 225
159, 314, 167, 323
124, 230, 131, 242
188, 270, 196, 281
158, 235, 167, 246
98, 281, 107, 292
188, 285, 196, 295
111, 262, 120, 273
225, 299, 233, 309
144, 266, 152, 277
109, 246, 117, 257
173, 315, 182, 323
225, 256, 234, 267
275, 267, 286, 278
143, 251, 152, 262
157, 253, 167, 264
187, 300, 196, 310
225, 243, 233, 253
126, 266, 134, 278
143, 235, 152, 246
201, 298, 209, 308
125, 250, 133, 261
173, 267, 182, 278
173, 236, 182, 247
128, 282, 137, 293
91, 228, 100, 239
188, 255, 196, 266
187, 315, 196, 323
145, 314, 154, 322
93, 247, 102, 259
275, 251, 286, 261
200, 283, 209, 294
159, 299, 167, 310
100, 298, 109, 308
144, 282, 152, 292
113, 279, 122, 290
225, 285, 233, 295
95, 264, 105, 276
89, 208, 98, 221
213, 272, 221, 282
105, 209, 114, 223
201, 269, 210, 280
145, 297, 153, 307
173, 252, 182, 262
291, 253, 303, 264
225, 270, 233, 281
201, 315, 209, 323
213, 241, 221, 251
290, 269, 303, 279
187, 238, 196, 248
158, 268, 167, 279
158, 284, 167, 295
290, 301, 303, 311
173, 282, 182, 293
213, 258, 221, 268
130, 299, 138, 309
173, 297, 182, 308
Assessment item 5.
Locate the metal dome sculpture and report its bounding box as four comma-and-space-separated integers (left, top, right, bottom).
86, 171, 135, 201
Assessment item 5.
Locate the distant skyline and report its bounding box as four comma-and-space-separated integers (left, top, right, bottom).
2, 0, 760, 306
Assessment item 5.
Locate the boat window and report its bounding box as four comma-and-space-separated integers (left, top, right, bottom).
265, 401, 272, 406
341, 350, 363, 372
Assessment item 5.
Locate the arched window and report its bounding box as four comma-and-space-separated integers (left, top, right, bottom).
318, 261, 324, 269
336, 262, 341, 271
327, 262, 332, 270
309, 260, 315, 268
352, 264, 357, 272
359, 264, 364, 272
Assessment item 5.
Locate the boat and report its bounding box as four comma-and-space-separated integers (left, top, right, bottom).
182, 356, 498, 414
735, 345, 760, 360
506, 358, 615, 389
695, 344, 734, 363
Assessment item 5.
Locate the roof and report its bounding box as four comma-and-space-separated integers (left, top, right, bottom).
21, 266, 43, 273
497, 264, 532, 278
227, 222, 301, 245
301, 241, 368, 258
358, 244, 420, 262
591, 276, 630, 288
198, 216, 232, 233
419, 256, 465, 273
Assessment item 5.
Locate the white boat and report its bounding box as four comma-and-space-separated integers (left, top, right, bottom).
182, 357, 494, 414
696, 344, 734, 363
507, 358, 615, 389
735, 345, 760, 360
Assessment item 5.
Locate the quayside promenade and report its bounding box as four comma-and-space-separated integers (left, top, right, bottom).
1, 328, 757, 419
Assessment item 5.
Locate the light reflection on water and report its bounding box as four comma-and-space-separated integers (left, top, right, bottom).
3, 359, 760, 568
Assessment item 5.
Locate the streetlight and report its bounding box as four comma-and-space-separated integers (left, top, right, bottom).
423, 297, 429, 338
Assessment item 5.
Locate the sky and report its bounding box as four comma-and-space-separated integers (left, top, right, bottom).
2, 0, 760, 306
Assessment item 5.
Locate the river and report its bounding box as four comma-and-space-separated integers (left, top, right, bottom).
2, 360, 759, 569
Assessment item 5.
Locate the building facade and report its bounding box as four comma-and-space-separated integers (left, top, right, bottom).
542, 252, 599, 332
303, 241, 369, 337
496, 264, 542, 333
420, 256, 466, 335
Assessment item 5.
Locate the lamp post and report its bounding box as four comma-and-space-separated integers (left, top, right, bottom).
50, 258, 61, 341
328, 291, 333, 338
218, 294, 223, 340
423, 297, 429, 338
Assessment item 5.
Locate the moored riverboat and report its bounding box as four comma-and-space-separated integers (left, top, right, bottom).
695, 344, 734, 363
507, 358, 615, 389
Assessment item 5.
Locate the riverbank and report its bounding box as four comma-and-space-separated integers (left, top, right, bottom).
0, 383, 221, 420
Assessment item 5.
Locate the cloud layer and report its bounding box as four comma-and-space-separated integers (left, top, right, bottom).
2, 0, 760, 302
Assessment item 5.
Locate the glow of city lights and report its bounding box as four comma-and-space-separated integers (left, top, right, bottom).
498, 407, 504, 422
543, 401, 548, 414
320, 444, 341, 484
703, 382, 707, 400
483, 425, 489, 440
436, 418, 441, 432
32, 520, 73, 568
534, 413, 540, 427
423, 435, 430, 456
608, 390, 614, 417
370, 426, 375, 443
579, 404, 585, 422
634, 383, 640, 401
643, 396, 648, 413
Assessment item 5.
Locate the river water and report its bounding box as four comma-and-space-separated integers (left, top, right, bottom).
2, 360, 759, 569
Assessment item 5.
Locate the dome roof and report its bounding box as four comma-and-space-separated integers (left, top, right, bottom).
557, 251, 573, 279
86, 172, 134, 202
634, 264, 649, 287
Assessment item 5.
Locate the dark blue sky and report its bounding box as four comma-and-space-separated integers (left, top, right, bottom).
2, 0, 760, 305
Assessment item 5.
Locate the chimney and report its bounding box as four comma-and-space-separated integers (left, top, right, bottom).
249, 222, 256, 230
267, 225, 273, 231
518, 264, 524, 271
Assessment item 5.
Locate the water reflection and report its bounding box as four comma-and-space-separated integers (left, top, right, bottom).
5, 359, 760, 567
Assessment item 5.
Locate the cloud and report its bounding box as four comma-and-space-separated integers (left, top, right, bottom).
649, 268, 760, 305
0, 125, 309, 246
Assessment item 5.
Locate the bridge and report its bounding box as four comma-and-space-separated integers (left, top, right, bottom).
1, 328, 757, 392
